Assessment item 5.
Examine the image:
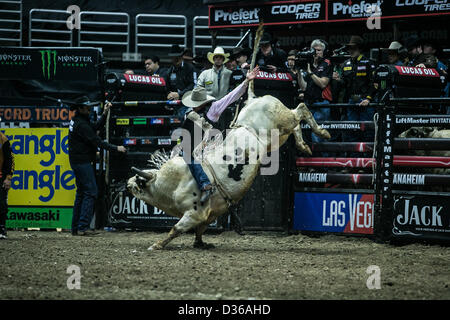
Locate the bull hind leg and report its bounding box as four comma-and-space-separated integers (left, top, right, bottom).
294, 103, 330, 139
293, 124, 312, 155
193, 222, 215, 249
292, 103, 331, 155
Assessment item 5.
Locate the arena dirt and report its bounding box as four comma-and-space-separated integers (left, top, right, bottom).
0, 230, 449, 300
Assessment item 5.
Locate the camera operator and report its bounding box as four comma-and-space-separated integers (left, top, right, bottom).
297, 40, 333, 149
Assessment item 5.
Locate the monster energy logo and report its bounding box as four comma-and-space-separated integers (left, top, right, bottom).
39, 50, 57, 80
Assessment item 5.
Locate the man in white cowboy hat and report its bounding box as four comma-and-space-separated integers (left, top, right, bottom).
382, 41, 404, 66
180, 66, 260, 203
196, 47, 232, 100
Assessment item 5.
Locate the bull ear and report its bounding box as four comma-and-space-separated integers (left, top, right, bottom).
131, 167, 155, 181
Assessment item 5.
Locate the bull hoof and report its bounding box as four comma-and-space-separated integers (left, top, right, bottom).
193, 241, 215, 250
148, 243, 163, 251
320, 129, 331, 139
297, 142, 312, 156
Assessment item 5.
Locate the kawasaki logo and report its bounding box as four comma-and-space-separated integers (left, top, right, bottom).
39, 49, 57, 80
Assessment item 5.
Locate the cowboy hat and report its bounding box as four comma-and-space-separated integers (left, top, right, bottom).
403, 34, 422, 51
259, 32, 272, 45
70, 96, 97, 111
230, 46, 251, 60
168, 44, 184, 57
182, 48, 194, 61
345, 35, 364, 48
207, 47, 230, 64
382, 41, 403, 52
182, 86, 216, 108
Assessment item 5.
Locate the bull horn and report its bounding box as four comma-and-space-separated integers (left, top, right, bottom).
131, 167, 154, 180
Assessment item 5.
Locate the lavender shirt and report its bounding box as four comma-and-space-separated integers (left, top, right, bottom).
206, 81, 248, 123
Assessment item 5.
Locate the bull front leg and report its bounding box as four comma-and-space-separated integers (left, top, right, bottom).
148, 208, 209, 250
148, 226, 182, 251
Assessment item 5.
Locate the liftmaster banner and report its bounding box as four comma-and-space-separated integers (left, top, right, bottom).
2, 128, 75, 228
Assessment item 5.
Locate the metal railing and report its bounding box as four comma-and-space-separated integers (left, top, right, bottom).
0, 0, 22, 46
79, 11, 130, 53
29, 9, 72, 46
135, 14, 187, 54
192, 16, 251, 56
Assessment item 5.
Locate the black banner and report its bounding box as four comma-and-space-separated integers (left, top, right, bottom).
0, 47, 101, 82
393, 195, 450, 240
325, 0, 450, 22
110, 191, 219, 229
209, 0, 450, 27
208, 0, 326, 28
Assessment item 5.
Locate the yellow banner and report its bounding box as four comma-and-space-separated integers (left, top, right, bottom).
2, 128, 76, 206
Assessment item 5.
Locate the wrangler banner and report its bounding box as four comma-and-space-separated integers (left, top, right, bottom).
2, 128, 76, 206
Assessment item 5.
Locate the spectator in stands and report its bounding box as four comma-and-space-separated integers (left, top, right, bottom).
422, 40, 448, 75
0, 131, 14, 240
145, 55, 167, 78
229, 47, 251, 90
384, 41, 404, 66
193, 50, 212, 75
68, 97, 127, 236
336, 35, 377, 148
404, 34, 423, 67
182, 48, 199, 83
165, 44, 196, 102
297, 40, 333, 152
286, 49, 298, 74
256, 32, 288, 73
196, 47, 232, 99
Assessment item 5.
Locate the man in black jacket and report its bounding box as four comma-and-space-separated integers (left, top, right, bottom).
256, 32, 288, 73
165, 44, 195, 102
68, 97, 126, 236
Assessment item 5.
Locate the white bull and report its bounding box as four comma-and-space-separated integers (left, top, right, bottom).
127, 89, 330, 250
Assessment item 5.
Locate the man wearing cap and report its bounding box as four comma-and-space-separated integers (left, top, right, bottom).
68, 97, 127, 236
384, 41, 404, 66
165, 44, 196, 102
0, 131, 14, 239
229, 46, 251, 90
256, 32, 287, 73
196, 47, 232, 100
337, 35, 377, 147
404, 35, 423, 67
179, 66, 260, 203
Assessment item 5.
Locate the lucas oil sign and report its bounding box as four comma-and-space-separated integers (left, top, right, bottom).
2, 128, 75, 206
293, 192, 374, 234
